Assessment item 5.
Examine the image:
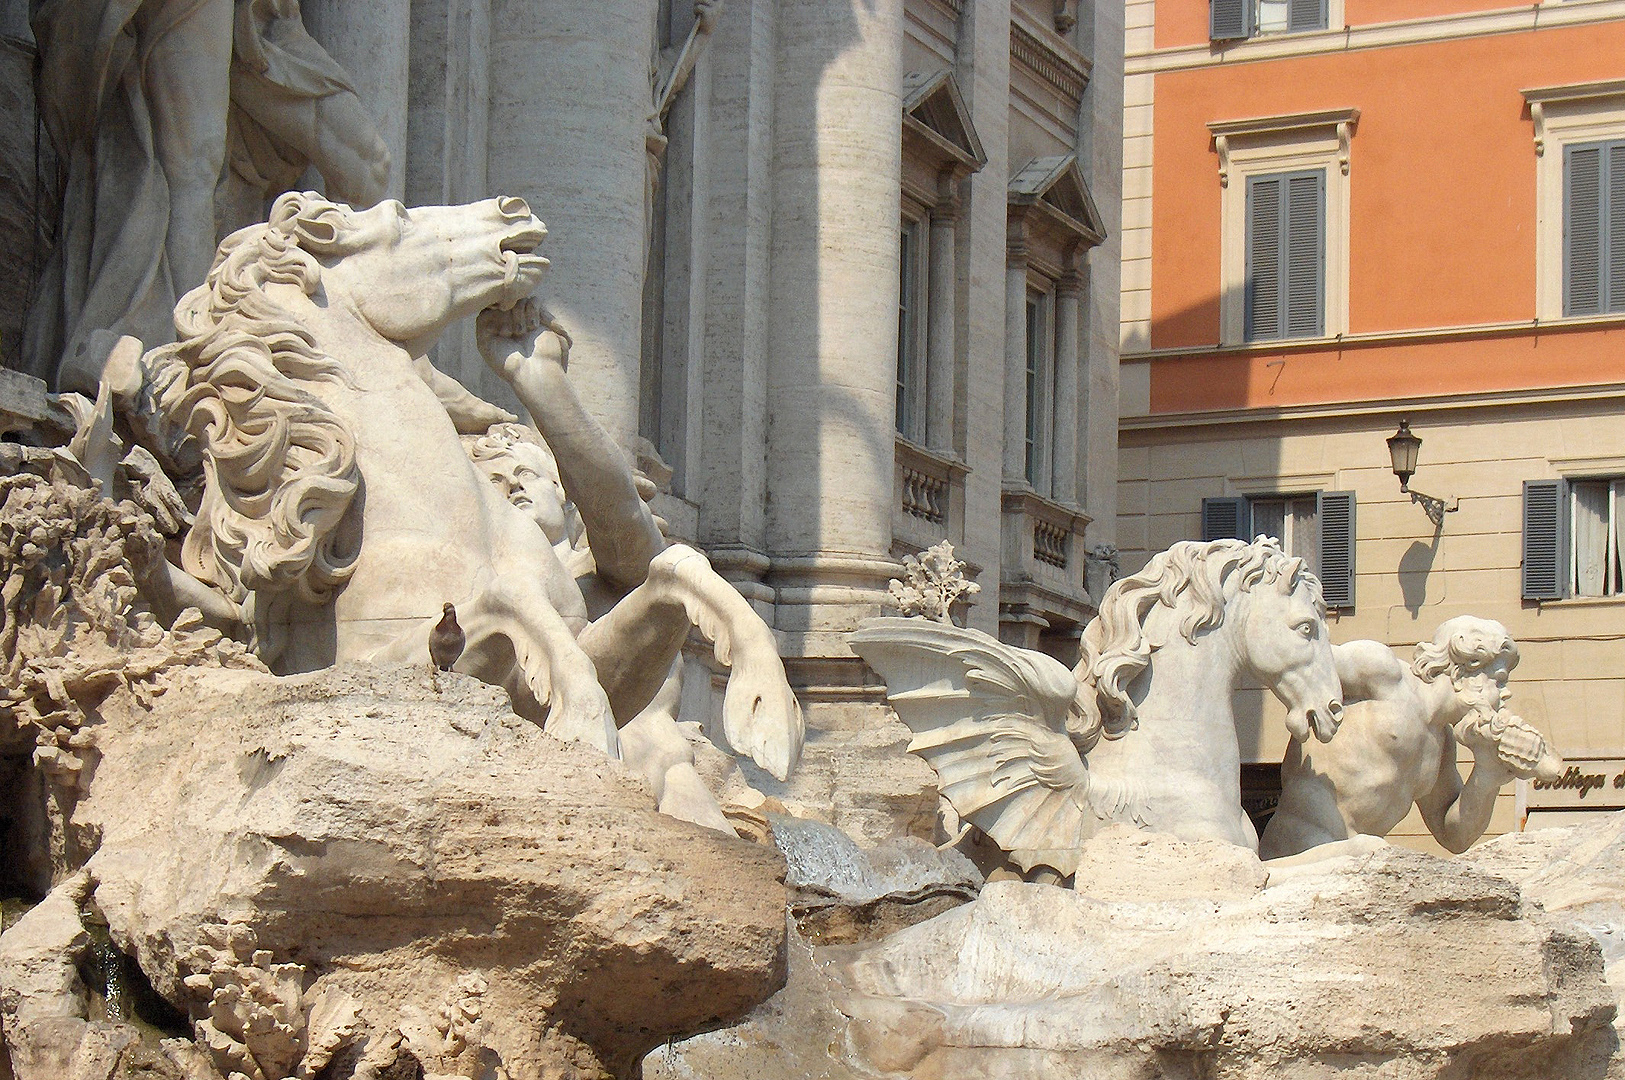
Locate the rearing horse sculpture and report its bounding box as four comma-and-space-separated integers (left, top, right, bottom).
119, 191, 803, 780
851, 538, 1343, 876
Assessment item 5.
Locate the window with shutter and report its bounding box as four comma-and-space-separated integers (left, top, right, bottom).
1522, 479, 1568, 600
1202, 497, 1249, 542
1564, 139, 1625, 317
1211, 0, 1250, 40
1246, 170, 1324, 341
1317, 491, 1355, 609
1212, 0, 1325, 39
1287, 0, 1327, 32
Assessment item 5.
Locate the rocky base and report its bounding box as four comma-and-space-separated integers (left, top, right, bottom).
651, 824, 1625, 1080
1, 662, 790, 1080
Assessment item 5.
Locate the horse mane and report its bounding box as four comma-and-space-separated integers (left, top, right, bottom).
1070, 537, 1325, 749
151, 192, 365, 655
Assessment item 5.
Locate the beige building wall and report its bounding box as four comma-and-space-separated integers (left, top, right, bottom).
1119, 396, 1625, 852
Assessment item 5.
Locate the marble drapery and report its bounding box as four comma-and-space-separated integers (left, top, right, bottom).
24, 0, 386, 395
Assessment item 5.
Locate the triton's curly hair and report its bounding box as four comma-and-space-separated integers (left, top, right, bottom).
1412, 616, 1519, 684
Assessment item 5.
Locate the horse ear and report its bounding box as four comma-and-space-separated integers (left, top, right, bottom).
269, 191, 346, 252
1277, 556, 1305, 594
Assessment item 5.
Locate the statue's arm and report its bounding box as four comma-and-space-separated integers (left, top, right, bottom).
1332, 640, 1407, 703
410, 355, 518, 434
1415, 726, 1511, 854
476, 305, 664, 590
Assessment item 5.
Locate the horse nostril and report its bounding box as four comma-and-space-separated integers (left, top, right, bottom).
1327, 701, 1344, 722
497, 196, 531, 220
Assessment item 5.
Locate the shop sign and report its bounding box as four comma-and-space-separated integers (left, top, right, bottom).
1526, 758, 1625, 809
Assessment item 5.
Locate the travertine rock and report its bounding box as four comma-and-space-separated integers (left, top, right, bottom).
653, 828, 1619, 1080
1464, 812, 1625, 1028
32, 662, 787, 1079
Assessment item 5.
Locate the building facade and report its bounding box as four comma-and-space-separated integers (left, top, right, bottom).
0, 0, 1123, 842
1120, 0, 1625, 847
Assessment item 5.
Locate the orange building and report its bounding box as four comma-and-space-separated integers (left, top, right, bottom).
1119, 0, 1625, 846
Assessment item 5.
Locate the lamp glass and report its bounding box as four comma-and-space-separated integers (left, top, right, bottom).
1387, 420, 1421, 484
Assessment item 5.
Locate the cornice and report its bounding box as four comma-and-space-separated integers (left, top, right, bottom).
1127, 0, 1625, 75
1010, 13, 1091, 107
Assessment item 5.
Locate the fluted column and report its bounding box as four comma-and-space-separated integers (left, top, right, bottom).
925, 189, 957, 454
486, 0, 658, 451
1051, 268, 1082, 504
301, 0, 411, 203
764, 0, 902, 560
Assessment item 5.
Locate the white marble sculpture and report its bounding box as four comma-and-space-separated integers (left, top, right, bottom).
1261, 616, 1564, 858
463, 420, 742, 831
852, 538, 1344, 875
26, 0, 389, 395
115, 191, 802, 779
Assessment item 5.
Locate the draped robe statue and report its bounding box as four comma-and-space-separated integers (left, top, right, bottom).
25, 0, 388, 395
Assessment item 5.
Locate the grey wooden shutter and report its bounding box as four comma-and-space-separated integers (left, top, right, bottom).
1287, 0, 1327, 31
1284, 172, 1325, 337
1610, 143, 1625, 312
1316, 491, 1355, 609
1245, 177, 1281, 340
1522, 479, 1569, 600
1211, 0, 1250, 40
1247, 171, 1324, 341
1566, 143, 1604, 316
1202, 497, 1249, 541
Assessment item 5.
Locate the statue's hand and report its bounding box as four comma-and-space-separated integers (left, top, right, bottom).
476, 298, 571, 382
1453, 711, 1503, 757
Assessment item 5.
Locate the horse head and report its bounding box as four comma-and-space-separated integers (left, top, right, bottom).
1234, 552, 1342, 744
258, 191, 550, 352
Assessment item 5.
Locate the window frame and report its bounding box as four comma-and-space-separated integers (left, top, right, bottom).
895, 215, 930, 441
1202, 489, 1357, 609
1212, 113, 1354, 347
1525, 80, 1625, 322
1524, 475, 1625, 600
1023, 282, 1054, 489
1210, 0, 1339, 42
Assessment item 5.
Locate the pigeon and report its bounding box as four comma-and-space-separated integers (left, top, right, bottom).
429, 602, 465, 673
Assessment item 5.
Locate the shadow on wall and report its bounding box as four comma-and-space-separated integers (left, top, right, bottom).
1398, 529, 1442, 617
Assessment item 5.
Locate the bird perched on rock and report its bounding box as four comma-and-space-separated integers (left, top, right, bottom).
429, 602, 465, 674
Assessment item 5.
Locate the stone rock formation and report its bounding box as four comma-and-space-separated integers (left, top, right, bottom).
650, 826, 1620, 1080
2, 662, 789, 1079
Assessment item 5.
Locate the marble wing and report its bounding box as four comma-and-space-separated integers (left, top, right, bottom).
850, 617, 1098, 876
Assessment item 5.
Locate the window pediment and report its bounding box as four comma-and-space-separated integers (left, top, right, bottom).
1523, 79, 1625, 156
903, 70, 987, 176
1008, 154, 1106, 253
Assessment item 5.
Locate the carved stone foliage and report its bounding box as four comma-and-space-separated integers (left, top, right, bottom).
0, 445, 260, 797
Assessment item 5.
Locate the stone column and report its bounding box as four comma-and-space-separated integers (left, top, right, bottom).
301, 0, 411, 203
486, 0, 658, 451
925, 189, 958, 454
1003, 231, 1029, 483
764, 0, 902, 638
1051, 268, 1082, 504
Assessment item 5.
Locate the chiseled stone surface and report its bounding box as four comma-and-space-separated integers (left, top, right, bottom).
47, 662, 788, 1079
651, 827, 1620, 1080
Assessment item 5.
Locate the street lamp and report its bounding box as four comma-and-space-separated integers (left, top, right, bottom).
1386, 419, 1421, 492
1385, 419, 1456, 528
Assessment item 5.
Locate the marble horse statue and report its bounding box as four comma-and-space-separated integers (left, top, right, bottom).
851, 538, 1344, 877
114, 191, 803, 779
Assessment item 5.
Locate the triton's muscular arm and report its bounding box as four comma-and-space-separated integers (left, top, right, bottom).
475, 302, 665, 591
